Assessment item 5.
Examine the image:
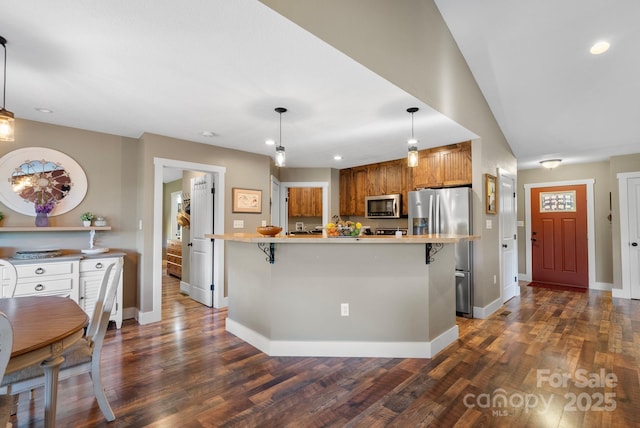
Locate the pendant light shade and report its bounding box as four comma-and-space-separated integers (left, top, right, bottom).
0, 36, 15, 142
274, 107, 287, 167
406, 107, 419, 167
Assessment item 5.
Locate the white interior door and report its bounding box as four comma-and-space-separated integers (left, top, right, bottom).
189, 174, 213, 307
627, 177, 640, 298
500, 171, 518, 302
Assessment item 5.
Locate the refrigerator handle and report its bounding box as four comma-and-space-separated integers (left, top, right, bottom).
428, 195, 433, 232
455, 272, 466, 278
435, 194, 440, 234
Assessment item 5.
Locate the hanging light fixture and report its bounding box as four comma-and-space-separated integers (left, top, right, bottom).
0, 36, 15, 142
274, 107, 287, 167
407, 107, 419, 167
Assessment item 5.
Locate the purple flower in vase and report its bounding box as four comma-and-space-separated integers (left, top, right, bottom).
35, 200, 57, 214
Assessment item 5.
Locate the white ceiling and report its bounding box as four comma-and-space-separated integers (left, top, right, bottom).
435, 0, 640, 170
2, 1, 637, 172
0, 0, 476, 171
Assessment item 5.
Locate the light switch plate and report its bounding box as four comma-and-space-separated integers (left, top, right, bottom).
486, 219, 492, 229
261, 220, 267, 227
233, 220, 244, 229
517, 220, 525, 227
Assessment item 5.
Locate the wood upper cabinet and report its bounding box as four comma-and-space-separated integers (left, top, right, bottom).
339, 169, 352, 216
289, 187, 322, 217
411, 150, 443, 189
351, 166, 368, 217
410, 141, 471, 189
441, 144, 472, 187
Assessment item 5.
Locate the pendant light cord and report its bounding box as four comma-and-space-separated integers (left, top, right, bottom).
1, 40, 6, 109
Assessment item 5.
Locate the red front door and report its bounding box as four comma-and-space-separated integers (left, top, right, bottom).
531, 185, 588, 288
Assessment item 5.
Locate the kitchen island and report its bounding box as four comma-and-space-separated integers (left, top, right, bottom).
206, 233, 477, 359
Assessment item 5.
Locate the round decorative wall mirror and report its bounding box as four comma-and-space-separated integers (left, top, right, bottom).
0, 147, 88, 216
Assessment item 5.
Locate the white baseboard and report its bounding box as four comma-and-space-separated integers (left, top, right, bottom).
612, 287, 630, 299
180, 280, 190, 294
518, 273, 531, 282
226, 318, 458, 359
473, 297, 503, 319
123, 307, 136, 320
136, 309, 161, 325
590, 282, 613, 292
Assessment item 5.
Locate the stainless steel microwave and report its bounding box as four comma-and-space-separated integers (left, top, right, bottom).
365, 194, 401, 218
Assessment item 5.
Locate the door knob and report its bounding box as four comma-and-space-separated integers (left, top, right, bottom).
502, 244, 508, 248
531, 238, 537, 242
633, 242, 639, 247
187, 242, 193, 247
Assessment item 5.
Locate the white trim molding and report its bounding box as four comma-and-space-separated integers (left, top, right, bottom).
226, 318, 458, 359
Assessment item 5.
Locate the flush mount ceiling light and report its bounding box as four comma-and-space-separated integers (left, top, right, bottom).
274, 107, 287, 167
540, 159, 562, 169
590, 41, 610, 55
407, 107, 419, 167
0, 36, 15, 142
333, 155, 343, 161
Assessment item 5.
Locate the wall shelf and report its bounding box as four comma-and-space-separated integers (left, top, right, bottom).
0, 226, 112, 232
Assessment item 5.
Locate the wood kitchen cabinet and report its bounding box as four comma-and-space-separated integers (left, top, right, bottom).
339, 141, 471, 217
410, 142, 471, 189
289, 187, 322, 217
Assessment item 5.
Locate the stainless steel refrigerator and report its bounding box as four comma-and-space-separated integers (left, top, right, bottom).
408, 187, 473, 317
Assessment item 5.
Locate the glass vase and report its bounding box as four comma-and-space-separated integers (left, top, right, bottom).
35, 212, 49, 227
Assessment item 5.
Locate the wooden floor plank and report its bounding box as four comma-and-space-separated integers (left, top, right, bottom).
9, 278, 640, 427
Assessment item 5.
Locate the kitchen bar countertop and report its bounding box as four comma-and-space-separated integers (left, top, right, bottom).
206, 233, 478, 243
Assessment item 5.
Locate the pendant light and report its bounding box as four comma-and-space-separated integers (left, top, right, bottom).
407, 107, 419, 167
0, 36, 15, 142
274, 107, 287, 167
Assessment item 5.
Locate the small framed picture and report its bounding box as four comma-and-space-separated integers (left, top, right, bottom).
232, 188, 262, 213
485, 173, 497, 214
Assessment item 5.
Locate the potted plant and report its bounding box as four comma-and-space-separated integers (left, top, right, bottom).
81, 212, 94, 227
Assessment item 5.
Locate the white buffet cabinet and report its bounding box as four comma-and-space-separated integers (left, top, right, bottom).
4, 253, 124, 329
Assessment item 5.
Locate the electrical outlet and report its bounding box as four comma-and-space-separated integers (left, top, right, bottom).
261, 220, 267, 227
486, 219, 492, 229
340, 303, 349, 317
493, 275, 497, 284
233, 220, 244, 229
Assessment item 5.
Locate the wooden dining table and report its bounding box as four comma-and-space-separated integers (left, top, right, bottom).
0, 296, 89, 428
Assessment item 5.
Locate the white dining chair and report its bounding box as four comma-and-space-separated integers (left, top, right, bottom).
0, 260, 17, 298
0, 311, 14, 427
0, 258, 122, 422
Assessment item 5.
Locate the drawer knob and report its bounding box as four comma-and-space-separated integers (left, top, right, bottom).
34, 284, 44, 291
35, 267, 45, 275
96, 262, 103, 269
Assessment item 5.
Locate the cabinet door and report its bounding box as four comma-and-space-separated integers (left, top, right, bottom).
288, 188, 301, 217
367, 163, 383, 196
351, 166, 368, 217
312, 187, 323, 217
382, 160, 404, 195
411, 151, 442, 189
441, 143, 472, 186
340, 169, 352, 216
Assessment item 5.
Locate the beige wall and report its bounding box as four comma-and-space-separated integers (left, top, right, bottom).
261, 0, 517, 310
517, 161, 613, 285
0, 119, 140, 309
137, 133, 273, 313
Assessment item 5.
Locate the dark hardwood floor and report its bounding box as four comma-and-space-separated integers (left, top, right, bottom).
11, 277, 640, 427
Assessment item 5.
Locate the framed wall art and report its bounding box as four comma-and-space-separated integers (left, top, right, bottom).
485, 173, 497, 214
232, 188, 262, 213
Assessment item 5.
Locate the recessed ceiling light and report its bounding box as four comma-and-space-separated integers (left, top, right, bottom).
35, 107, 53, 113
201, 131, 216, 137
590, 41, 610, 55
265, 139, 275, 146
333, 155, 343, 161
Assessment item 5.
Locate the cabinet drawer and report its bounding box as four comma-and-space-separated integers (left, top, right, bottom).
16, 262, 74, 279
80, 258, 118, 273
15, 278, 73, 296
